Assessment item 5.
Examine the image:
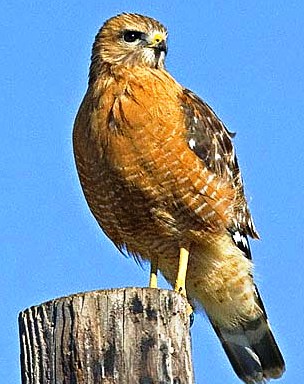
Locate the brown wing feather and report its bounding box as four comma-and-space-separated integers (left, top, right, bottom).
180, 88, 259, 239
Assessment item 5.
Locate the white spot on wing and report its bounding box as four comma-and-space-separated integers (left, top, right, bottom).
189, 138, 196, 149
233, 230, 242, 244
232, 230, 249, 249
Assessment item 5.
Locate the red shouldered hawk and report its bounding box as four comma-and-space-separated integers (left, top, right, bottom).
73, 13, 285, 383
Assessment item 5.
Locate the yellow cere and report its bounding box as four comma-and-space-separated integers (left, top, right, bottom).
151, 32, 166, 46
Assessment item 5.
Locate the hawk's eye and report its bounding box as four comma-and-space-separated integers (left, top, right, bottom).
123, 30, 143, 43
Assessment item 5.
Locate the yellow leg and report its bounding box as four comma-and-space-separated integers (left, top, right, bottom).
175, 246, 193, 316
174, 247, 189, 297
149, 258, 158, 288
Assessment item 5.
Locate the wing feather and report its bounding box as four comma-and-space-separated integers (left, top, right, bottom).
180, 88, 259, 239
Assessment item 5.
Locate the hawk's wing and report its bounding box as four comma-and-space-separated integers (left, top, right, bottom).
180, 90, 287, 382
180, 88, 259, 243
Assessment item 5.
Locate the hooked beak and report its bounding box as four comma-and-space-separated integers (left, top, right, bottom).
155, 39, 167, 54
148, 32, 168, 54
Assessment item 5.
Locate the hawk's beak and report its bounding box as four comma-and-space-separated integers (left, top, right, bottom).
155, 39, 167, 54
149, 33, 168, 54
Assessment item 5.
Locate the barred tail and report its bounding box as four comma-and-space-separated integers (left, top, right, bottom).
210, 290, 285, 383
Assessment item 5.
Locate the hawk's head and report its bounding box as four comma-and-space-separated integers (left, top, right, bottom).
91, 13, 168, 72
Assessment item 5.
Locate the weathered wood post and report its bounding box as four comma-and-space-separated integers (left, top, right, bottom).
19, 287, 194, 383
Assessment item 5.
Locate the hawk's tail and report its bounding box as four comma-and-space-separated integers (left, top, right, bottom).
210, 289, 285, 383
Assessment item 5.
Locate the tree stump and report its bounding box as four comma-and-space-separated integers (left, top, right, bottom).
19, 287, 194, 383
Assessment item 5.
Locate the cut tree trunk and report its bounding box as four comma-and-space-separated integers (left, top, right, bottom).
19, 287, 194, 384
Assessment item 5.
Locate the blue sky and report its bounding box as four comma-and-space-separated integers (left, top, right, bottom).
1, 1, 303, 383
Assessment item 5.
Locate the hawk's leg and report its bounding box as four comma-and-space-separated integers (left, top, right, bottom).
174, 247, 189, 297
175, 246, 193, 315
149, 257, 158, 288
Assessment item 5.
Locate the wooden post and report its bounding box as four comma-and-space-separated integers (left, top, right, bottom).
19, 287, 194, 384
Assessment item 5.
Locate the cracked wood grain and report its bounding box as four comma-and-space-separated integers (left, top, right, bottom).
19, 288, 194, 384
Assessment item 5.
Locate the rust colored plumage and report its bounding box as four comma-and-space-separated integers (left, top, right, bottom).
73, 13, 285, 383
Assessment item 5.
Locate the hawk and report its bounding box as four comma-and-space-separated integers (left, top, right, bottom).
73, 13, 285, 383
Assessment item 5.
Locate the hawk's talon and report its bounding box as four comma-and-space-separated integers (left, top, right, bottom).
187, 302, 193, 316
175, 286, 187, 298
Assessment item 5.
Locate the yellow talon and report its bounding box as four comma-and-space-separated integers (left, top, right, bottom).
186, 303, 193, 316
